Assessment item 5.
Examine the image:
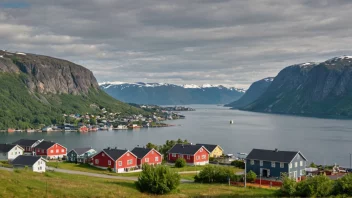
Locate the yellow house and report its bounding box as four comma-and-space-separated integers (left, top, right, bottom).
196, 144, 224, 158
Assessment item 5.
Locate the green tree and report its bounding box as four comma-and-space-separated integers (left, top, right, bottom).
135, 164, 180, 194
279, 174, 296, 196
194, 165, 234, 183
334, 173, 352, 196
146, 142, 158, 150
231, 160, 245, 169
310, 162, 317, 168
175, 158, 186, 168
296, 175, 333, 197
246, 170, 257, 183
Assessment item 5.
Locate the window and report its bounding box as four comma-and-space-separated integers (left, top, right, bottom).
155, 157, 159, 162
151, 151, 154, 154
56, 149, 59, 153
280, 162, 284, 168
196, 156, 200, 160
108, 160, 111, 165
295, 162, 298, 168
300, 161, 303, 166
127, 159, 132, 165
300, 170, 303, 175
260, 160, 263, 166
95, 159, 99, 164
61, 149, 64, 153
15, 147, 17, 150
289, 163, 292, 168
50, 150, 53, 153
102, 153, 105, 157
118, 161, 122, 166
172, 153, 176, 157
200, 148, 203, 152
42, 149, 44, 153
127, 153, 130, 156
145, 158, 149, 162
271, 162, 276, 168
187, 155, 190, 159
250, 160, 254, 165
202, 155, 206, 159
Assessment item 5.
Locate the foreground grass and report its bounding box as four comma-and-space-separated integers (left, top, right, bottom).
0, 169, 276, 198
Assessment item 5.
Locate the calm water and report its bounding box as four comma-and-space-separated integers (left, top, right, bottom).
1, 105, 352, 166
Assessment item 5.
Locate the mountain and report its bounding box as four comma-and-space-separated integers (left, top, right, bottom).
0, 50, 143, 129
100, 82, 245, 105
225, 77, 274, 109
242, 56, 352, 118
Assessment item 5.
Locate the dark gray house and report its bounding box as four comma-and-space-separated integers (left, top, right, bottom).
246, 148, 307, 180
67, 147, 97, 163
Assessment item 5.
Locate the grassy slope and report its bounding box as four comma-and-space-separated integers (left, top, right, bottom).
0, 73, 144, 129
0, 170, 276, 198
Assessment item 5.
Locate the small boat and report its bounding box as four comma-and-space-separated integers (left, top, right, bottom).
230, 120, 234, 124
7, 128, 15, 133
26, 129, 35, 133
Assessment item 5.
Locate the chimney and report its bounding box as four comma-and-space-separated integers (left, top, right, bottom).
182, 144, 184, 148
137, 145, 140, 147
107, 147, 110, 150
274, 148, 278, 152
115, 147, 117, 150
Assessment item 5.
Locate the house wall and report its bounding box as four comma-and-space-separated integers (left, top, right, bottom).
91, 151, 115, 170
1, 146, 24, 160
288, 153, 306, 179
139, 150, 162, 166
210, 146, 223, 158
115, 152, 137, 173
67, 151, 77, 162
32, 159, 46, 172
35, 144, 67, 159
168, 147, 209, 165
246, 159, 289, 178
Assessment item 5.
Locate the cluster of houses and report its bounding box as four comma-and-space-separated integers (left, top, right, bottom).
0, 138, 319, 182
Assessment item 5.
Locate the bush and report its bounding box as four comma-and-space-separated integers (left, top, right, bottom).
334, 173, 352, 196
246, 170, 257, 183
107, 166, 112, 172
231, 160, 245, 169
296, 175, 333, 197
209, 157, 215, 162
279, 174, 296, 196
135, 164, 180, 195
194, 165, 234, 183
175, 158, 186, 168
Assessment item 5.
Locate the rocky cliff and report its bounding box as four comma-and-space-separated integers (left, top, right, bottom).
225, 77, 274, 109
0, 50, 99, 95
243, 56, 352, 118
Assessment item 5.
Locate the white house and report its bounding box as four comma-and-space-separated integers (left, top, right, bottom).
0, 144, 24, 160
11, 155, 47, 172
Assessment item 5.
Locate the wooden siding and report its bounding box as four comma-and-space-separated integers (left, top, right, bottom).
209, 146, 223, 158
168, 147, 209, 165
91, 151, 115, 169
138, 149, 162, 166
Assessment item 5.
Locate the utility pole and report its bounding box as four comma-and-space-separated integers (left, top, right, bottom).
350, 153, 351, 169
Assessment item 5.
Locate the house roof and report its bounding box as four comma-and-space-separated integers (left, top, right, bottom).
34, 141, 56, 149
196, 144, 221, 152
131, 147, 160, 159
0, 144, 20, 152
11, 155, 42, 166
12, 139, 42, 147
71, 148, 94, 155
246, 149, 306, 163
167, 144, 209, 155
103, 148, 132, 161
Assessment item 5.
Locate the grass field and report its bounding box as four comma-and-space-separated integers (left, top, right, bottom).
0, 169, 277, 198
47, 161, 243, 179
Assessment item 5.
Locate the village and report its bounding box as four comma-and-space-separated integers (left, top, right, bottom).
3, 105, 187, 133
0, 137, 350, 190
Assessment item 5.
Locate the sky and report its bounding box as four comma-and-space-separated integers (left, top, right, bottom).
1, 0, 352, 88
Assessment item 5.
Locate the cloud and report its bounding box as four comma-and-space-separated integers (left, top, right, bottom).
1, 0, 352, 88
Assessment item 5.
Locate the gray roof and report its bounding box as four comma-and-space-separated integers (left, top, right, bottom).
131, 147, 152, 159
196, 144, 220, 152
11, 155, 42, 166
71, 148, 93, 155
246, 149, 305, 163
167, 144, 208, 155
12, 139, 41, 147
34, 141, 56, 149
103, 148, 128, 161
0, 144, 18, 152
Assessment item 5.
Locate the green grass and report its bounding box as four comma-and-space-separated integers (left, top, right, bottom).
0, 160, 13, 168
0, 169, 277, 198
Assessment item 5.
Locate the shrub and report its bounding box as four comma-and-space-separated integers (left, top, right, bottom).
194, 165, 234, 183
209, 157, 215, 162
246, 170, 257, 183
231, 160, 245, 169
135, 164, 180, 194
175, 158, 186, 168
296, 175, 333, 197
334, 173, 352, 196
107, 166, 112, 172
279, 174, 296, 196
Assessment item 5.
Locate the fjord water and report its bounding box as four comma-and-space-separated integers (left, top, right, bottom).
1, 105, 351, 166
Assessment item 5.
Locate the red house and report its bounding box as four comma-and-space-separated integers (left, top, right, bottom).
131, 147, 162, 167
34, 141, 67, 159
167, 144, 210, 165
91, 148, 137, 173
12, 139, 43, 155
